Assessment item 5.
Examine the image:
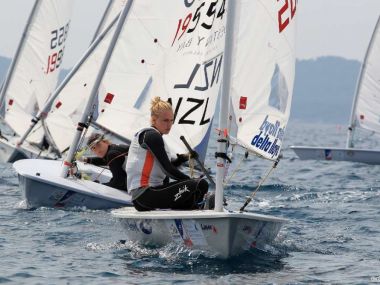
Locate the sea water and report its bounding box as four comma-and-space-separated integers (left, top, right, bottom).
0, 122, 379, 284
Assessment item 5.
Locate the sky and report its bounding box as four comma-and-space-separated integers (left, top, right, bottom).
1, 0, 380, 68
297, 0, 380, 62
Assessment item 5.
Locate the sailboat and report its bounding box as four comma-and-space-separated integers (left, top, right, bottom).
290, 16, 380, 164
11, 1, 132, 210
5, 0, 126, 162
12, 1, 135, 210
0, 0, 74, 163
111, 0, 297, 258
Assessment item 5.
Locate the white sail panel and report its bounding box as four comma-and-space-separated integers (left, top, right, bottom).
44, 21, 117, 152
354, 18, 380, 134
93, 0, 127, 40
229, 0, 297, 160
95, 0, 226, 160
2, 0, 73, 143
1, 0, 73, 143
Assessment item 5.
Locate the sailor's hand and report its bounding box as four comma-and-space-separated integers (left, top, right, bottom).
74, 149, 86, 162
176, 153, 189, 163
76, 156, 87, 163
189, 150, 199, 160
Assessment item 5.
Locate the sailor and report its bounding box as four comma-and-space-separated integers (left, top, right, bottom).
82, 133, 129, 191
125, 96, 209, 211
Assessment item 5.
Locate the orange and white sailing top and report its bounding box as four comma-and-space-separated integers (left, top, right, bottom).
126, 127, 171, 191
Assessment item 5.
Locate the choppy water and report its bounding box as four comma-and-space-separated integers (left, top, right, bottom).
1, 122, 380, 284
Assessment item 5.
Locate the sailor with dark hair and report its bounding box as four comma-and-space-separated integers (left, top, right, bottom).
82, 133, 129, 191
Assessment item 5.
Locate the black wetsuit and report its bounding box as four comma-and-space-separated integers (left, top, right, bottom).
87, 144, 129, 191
131, 128, 208, 211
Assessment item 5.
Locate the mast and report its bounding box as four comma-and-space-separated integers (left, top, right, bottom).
0, 0, 40, 118
346, 16, 380, 148
15, 15, 119, 148
60, 0, 134, 177
91, 0, 114, 43
215, 0, 237, 212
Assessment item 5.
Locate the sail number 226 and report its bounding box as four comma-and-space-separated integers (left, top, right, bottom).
45, 21, 70, 74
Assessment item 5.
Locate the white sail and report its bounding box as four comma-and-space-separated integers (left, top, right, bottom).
0, 0, 74, 144
43, 17, 118, 153
92, 0, 127, 41
229, 0, 296, 160
47, 0, 226, 160
96, 0, 226, 160
351, 17, 380, 135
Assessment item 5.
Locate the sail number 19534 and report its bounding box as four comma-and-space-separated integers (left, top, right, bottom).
172, 0, 226, 46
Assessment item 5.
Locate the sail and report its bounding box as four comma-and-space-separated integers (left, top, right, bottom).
43, 1, 127, 152
96, 0, 226, 161
43, 17, 119, 153
92, 0, 127, 41
0, 0, 74, 144
47, 0, 226, 161
229, 0, 297, 160
352, 17, 380, 135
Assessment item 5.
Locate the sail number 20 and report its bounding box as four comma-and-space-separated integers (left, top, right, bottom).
46, 21, 70, 74
278, 0, 296, 33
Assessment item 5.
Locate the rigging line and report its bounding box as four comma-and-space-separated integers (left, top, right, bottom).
180, 135, 215, 186
222, 144, 234, 181
185, 134, 207, 175
68, 117, 94, 178
36, 147, 44, 159
29, 122, 43, 135
74, 103, 97, 156
92, 151, 128, 182
356, 130, 375, 143
188, 152, 195, 178
223, 151, 247, 186
239, 158, 279, 212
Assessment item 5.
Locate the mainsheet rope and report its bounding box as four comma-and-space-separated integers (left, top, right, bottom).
239, 159, 279, 212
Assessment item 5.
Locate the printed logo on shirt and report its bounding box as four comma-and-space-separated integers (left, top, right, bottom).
174, 185, 190, 201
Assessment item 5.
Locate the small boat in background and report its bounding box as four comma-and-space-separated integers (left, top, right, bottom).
291, 16, 380, 164
12, 0, 133, 210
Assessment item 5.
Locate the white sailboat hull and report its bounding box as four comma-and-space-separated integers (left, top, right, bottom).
112, 208, 287, 259
13, 159, 133, 210
290, 145, 380, 164
0, 137, 56, 163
